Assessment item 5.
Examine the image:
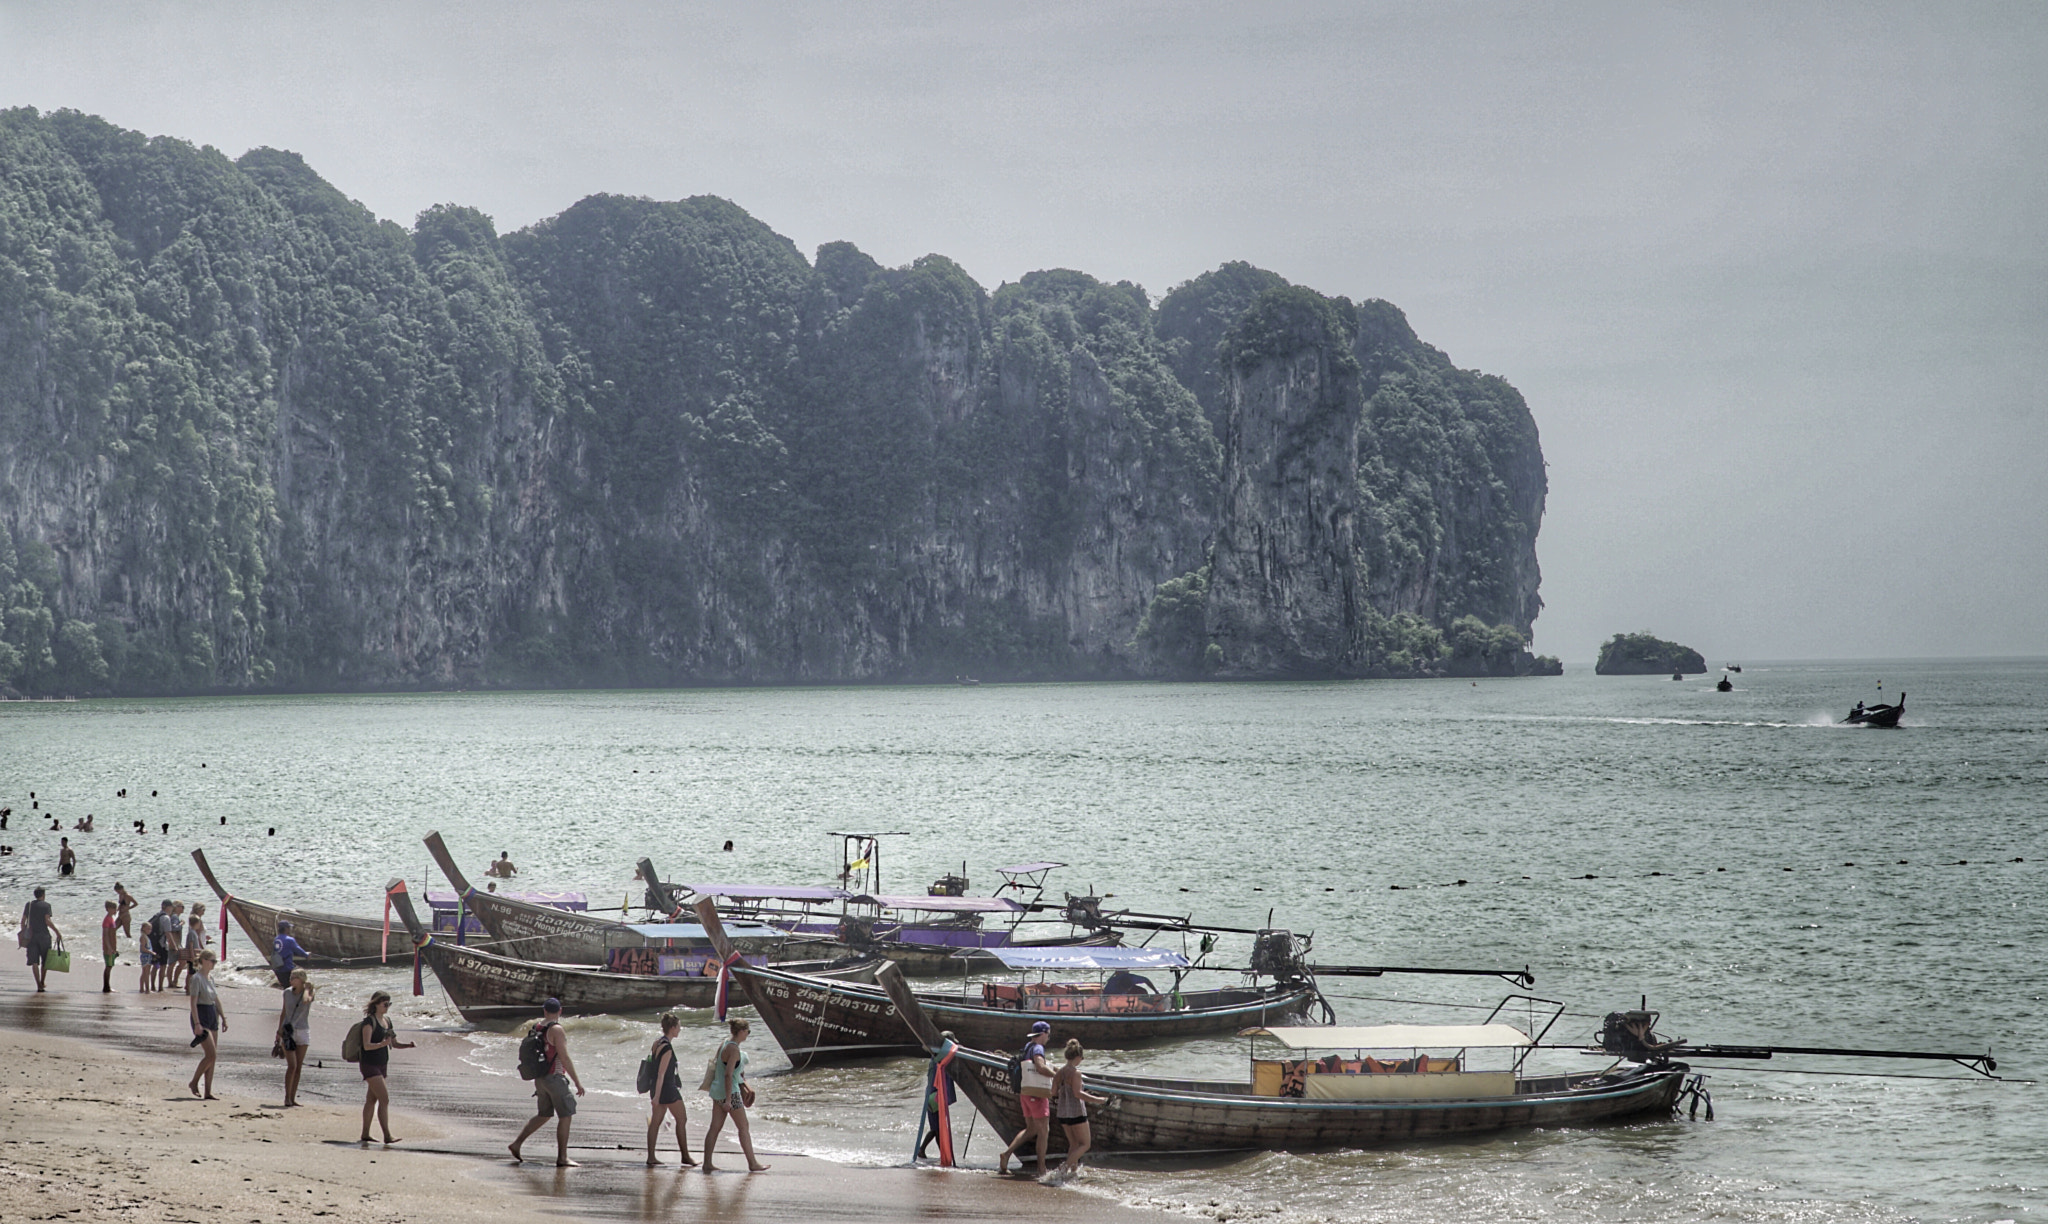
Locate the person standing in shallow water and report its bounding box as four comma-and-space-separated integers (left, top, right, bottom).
272, 920, 309, 987
997, 1019, 1056, 1176
21, 887, 58, 992
510, 997, 585, 1167
701, 1018, 769, 1173
644, 1012, 695, 1166
357, 991, 412, 1144
1042, 1039, 1109, 1185
187, 951, 225, 1098
99, 899, 118, 992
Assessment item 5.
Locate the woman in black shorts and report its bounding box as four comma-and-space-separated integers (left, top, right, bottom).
357, 991, 413, 1145
186, 952, 225, 1098
1044, 1039, 1108, 1185
644, 1012, 696, 1166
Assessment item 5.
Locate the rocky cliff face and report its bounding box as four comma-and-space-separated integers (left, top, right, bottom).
0, 110, 1548, 694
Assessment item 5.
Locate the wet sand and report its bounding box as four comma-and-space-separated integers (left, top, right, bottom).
0, 954, 1167, 1222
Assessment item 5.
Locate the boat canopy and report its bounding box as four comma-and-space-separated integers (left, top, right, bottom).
427, 888, 587, 908
684, 883, 851, 902
995, 861, 1065, 876
622, 922, 782, 941
851, 894, 1026, 913
980, 946, 1190, 971
1241, 1024, 1532, 1050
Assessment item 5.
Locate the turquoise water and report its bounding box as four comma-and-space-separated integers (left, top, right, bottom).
4, 661, 2043, 1222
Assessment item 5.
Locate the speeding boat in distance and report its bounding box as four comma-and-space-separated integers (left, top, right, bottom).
1843, 692, 1905, 727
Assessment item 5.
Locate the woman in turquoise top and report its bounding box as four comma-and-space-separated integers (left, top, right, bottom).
701, 1018, 769, 1173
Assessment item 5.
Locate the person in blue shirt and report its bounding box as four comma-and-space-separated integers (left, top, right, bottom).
272, 920, 309, 987
1104, 969, 1157, 995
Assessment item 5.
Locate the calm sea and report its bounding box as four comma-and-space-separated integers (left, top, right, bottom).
4, 660, 2043, 1223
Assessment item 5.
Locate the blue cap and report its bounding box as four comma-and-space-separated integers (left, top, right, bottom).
1029, 1020, 1051, 1034
543, 997, 562, 1013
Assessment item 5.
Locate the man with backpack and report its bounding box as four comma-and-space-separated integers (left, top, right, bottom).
996, 1019, 1057, 1176
143, 901, 177, 993
509, 997, 585, 1167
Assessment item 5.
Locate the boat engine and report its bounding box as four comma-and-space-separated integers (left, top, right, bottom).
1063, 893, 1111, 930
1250, 929, 1311, 982
837, 915, 877, 947
928, 873, 970, 897
1597, 1010, 1686, 1061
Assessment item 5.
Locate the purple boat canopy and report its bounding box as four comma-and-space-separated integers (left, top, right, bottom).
980, 946, 1190, 970
852, 894, 1027, 914
995, 861, 1065, 876
684, 883, 851, 902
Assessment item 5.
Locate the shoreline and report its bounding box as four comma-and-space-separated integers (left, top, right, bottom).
0, 954, 1168, 1222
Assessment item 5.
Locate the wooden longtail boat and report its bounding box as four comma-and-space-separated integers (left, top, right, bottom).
1844, 692, 1905, 727
695, 901, 1318, 1068
386, 879, 879, 1023
192, 848, 406, 969
425, 831, 638, 964
873, 968, 1688, 1155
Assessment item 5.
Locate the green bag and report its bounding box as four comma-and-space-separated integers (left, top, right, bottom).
44, 940, 70, 974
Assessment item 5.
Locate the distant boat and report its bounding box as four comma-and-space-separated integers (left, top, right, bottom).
1843, 692, 1905, 728
1726, 664, 1742, 673
1715, 676, 1732, 692
1671, 672, 1683, 681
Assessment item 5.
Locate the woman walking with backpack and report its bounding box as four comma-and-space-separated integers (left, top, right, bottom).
643, 1012, 695, 1166
700, 1018, 769, 1173
353, 990, 412, 1145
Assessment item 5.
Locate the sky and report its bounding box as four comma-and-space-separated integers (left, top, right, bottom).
2, 1, 2043, 661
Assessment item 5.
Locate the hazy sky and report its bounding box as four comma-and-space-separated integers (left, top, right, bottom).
4, 2, 2043, 660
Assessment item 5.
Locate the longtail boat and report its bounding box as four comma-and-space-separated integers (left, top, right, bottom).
193, 848, 402, 968
1843, 692, 1905, 727
425, 831, 638, 964
877, 974, 2003, 1159
695, 900, 1317, 1068
878, 968, 1683, 1154
386, 879, 879, 1023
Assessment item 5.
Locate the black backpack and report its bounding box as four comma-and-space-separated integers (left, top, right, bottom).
518, 1020, 554, 1081
1006, 1043, 1028, 1094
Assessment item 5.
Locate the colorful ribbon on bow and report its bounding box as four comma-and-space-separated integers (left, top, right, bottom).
381, 888, 393, 965
219, 897, 231, 962
712, 950, 746, 1020
930, 1039, 959, 1167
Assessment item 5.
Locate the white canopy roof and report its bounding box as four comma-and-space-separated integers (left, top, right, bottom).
1241, 1024, 1532, 1050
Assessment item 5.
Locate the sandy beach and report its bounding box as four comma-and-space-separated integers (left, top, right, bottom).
0, 949, 1169, 1223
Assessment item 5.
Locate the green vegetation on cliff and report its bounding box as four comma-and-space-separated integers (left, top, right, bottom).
1596, 632, 1706, 676
0, 110, 1553, 695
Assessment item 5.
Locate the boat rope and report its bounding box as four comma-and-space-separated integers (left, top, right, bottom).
1678, 1073, 1714, 1120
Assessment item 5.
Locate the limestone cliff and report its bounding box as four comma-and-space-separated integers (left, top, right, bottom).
0, 110, 1548, 695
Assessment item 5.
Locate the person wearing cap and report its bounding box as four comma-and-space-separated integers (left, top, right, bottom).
510, 997, 585, 1167
997, 1020, 1057, 1176
272, 920, 309, 988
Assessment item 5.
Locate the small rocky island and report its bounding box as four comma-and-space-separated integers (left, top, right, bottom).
1595, 632, 1706, 676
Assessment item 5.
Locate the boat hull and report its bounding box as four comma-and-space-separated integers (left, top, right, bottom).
737, 964, 1317, 1068
946, 1048, 1689, 1153
413, 937, 880, 1024
777, 929, 1126, 977
193, 849, 415, 969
